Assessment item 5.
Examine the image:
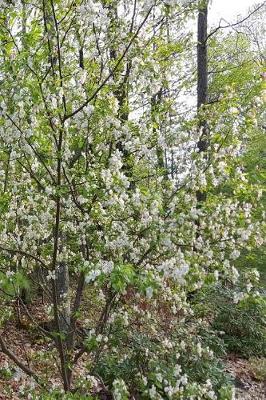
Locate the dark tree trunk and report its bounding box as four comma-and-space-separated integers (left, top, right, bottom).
151, 89, 165, 172
197, 2, 208, 111
197, 0, 209, 203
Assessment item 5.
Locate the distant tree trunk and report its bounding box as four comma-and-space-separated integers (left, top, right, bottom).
197, 0, 209, 203
197, 1, 208, 111
107, 1, 132, 178
151, 89, 165, 172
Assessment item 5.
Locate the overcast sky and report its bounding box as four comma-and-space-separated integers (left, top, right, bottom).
209, 0, 259, 24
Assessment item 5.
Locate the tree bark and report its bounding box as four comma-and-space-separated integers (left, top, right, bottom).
197, 1, 208, 111
56, 262, 71, 334
197, 0, 209, 203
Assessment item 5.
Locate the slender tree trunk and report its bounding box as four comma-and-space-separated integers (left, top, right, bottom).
107, 2, 131, 168
197, 0, 209, 203
51, 134, 70, 391
151, 89, 165, 172
43, 0, 71, 390
197, 1, 208, 112
56, 262, 70, 334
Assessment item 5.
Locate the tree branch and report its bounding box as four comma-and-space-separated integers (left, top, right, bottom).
63, 4, 155, 121
207, 2, 266, 41
0, 334, 41, 385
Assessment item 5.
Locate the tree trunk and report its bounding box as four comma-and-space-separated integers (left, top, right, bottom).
197, 0, 209, 203
56, 262, 70, 334
197, 1, 208, 111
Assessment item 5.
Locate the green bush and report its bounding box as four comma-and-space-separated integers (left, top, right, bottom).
94, 324, 232, 399
196, 285, 266, 358
32, 392, 95, 400
214, 295, 266, 357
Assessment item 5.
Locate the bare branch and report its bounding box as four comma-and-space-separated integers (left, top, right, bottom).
0, 334, 41, 385
207, 2, 266, 41
0, 244, 48, 269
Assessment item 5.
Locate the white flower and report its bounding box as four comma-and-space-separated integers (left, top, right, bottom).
132, 189, 142, 207
180, 374, 188, 385
162, 338, 173, 349
146, 286, 153, 299
142, 376, 148, 386
231, 266, 239, 283
101, 260, 114, 274
165, 0, 189, 5
190, 208, 199, 220
78, 69, 87, 85
196, 342, 202, 357
230, 249, 240, 260
96, 334, 102, 342
83, 104, 94, 116
58, 87, 64, 99
180, 340, 186, 350
51, 96, 57, 108
113, 379, 128, 400
101, 169, 113, 188
174, 364, 182, 377
164, 385, 174, 396
229, 107, 239, 115
240, 230, 250, 241
47, 270, 56, 281
149, 385, 157, 399
77, 195, 87, 204
85, 269, 101, 283
217, 161, 227, 174
233, 291, 244, 304
109, 150, 123, 171
207, 390, 217, 400
246, 283, 252, 292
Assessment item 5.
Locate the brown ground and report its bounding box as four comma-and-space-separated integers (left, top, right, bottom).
226, 356, 266, 400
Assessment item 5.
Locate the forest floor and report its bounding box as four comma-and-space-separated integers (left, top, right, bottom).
226, 357, 266, 399
0, 300, 265, 399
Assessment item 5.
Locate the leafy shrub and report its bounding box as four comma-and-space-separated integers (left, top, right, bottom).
94, 323, 233, 399
196, 285, 266, 358
0, 366, 13, 380
32, 392, 95, 400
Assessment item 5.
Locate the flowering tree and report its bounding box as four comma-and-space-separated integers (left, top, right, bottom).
0, 0, 265, 398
